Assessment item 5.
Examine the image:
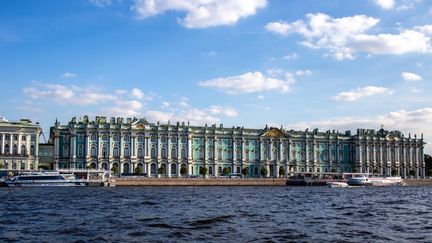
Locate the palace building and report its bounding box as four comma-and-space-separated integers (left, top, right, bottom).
50, 116, 426, 178
0, 117, 41, 170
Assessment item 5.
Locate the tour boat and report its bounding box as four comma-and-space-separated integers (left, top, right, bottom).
327, 181, 349, 188
3, 171, 86, 187
347, 175, 403, 186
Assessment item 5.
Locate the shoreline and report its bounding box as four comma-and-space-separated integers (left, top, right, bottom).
112, 178, 432, 187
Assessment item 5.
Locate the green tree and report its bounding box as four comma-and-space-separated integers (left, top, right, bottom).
111, 166, 119, 176
391, 168, 398, 176
158, 166, 165, 175
180, 166, 187, 175
135, 166, 143, 175
222, 167, 230, 176
279, 167, 286, 177
199, 167, 208, 175
352, 167, 358, 173
242, 167, 249, 177
331, 168, 337, 173
373, 168, 379, 175
260, 167, 268, 177
409, 170, 416, 176
425, 154, 432, 176
0, 163, 3, 169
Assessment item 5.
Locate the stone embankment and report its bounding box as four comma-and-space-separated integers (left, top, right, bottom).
404, 179, 432, 186
114, 178, 287, 186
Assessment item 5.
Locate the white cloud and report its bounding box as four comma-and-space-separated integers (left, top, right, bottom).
62, 72, 77, 78
288, 107, 432, 152
146, 105, 238, 125
131, 88, 145, 99
372, 0, 395, 10
414, 25, 432, 35
161, 101, 170, 108
295, 69, 312, 76
131, 0, 267, 29
333, 86, 393, 102
89, 0, 112, 7
198, 71, 295, 94
266, 13, 432, 60
282, 53, 298, 60
401, 72, 422, 81
257, 95, 265, 100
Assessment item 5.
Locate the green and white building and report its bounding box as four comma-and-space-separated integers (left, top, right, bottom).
50, 116, 426, 178
0, 117, 41, 170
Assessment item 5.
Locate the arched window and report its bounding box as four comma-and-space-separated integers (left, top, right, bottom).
199, 147, 204, 160
113, 147, 119, 157
208, 148, 213, 159
102, 146, 108, 158
150, 163, 157, 175
171, 148, 177, 159
171, 163, 177, 175
4, 144, 9, 154
161, 148, 167, 159
138, 147, 144, 158
245, 149, 250, 161
21, 145, 26, 156
124, 134, 130, 142
209, 166, 213, 175
30, 163, 34, 170
236, 166, 240, 174
218, 166, 222, 176
181, 148, 187, 159
151, 148, 156, 158
236, 149, 241, 160
62, 145, 67, 157
102, 134, 108, 141
123, 163, 130, 174
91, 147, 97, 157
78, 144, 84, 157
124, 147, 130, 157
12, 144, 17, 155
255, 149, 259, 161
20, 162, 25, 170
90, 133, 96, 141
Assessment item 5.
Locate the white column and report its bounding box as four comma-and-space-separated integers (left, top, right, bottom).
157, 135, 161, 159
1, 133, 4, 154
120, 133, 124, 158
85, 133, 90, 159
17, 132, 22, 155
10, 133, 13, 154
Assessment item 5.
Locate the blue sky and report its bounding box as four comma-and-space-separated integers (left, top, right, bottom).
1, 0, 432, 151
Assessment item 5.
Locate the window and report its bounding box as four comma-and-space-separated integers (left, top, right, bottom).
181, 148, 187, 159
171, 136, 177, 143
151, 134, 157, 142
91, 147, 97, 157
138, 147, 144, 158
124, 134, 130, 142
161, 135, 167, 143
21, 135, 26, 141
5, 134, 10, 141
12, 144, 18, 155
91, 133, 97, 141
171, 163, 177, 175
102, 146, 108, 158
236, 149, 241, 160
208, 148, 213, 159
113, 134, 119, 141
13, 135, 18, 141
199, 147, 204, 160
124, 147, 130, 157
21, 145, 26, 156
20, 162, 25, 170
138, 135, 144, 143
161, 148, 167, 159
171, 148, 177, 159
62, 145, 67, 157
113, 147, 119, 158
151, 148, 156, 159
5, 144, 10, 154
181, 136, 187, 143
78, 144, 84, 157
102, 134, 108, 141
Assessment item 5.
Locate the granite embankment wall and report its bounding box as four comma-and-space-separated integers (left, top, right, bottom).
114, 178, 287, 186
404, 179, 432, 186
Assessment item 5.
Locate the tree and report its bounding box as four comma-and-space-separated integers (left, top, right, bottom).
199, 167, 208, 175
158, 166, 165, 175
391, 168, 398, 176
409, 170, 416, 177
222, 167, 230, 176
425, 154, 432, 176
279, 167, 286, 177
260, 167, 268, 177
0, 163, 3, 169
180, 166, 187, 175
352, 167, 358, 173
135, 166, 143, 175
242, 167, 249, 177
111, 166, 119, 176
331, 168, 337, 173
373, 168, 379, 175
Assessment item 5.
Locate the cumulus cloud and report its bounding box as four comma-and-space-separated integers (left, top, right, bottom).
372, 0, 395, 10
62, 72, 77, 78
283, 53, 298, 60
287, 107, 432, 151
401, 72, 422, 81
131, 88, 145, 99
333, 86, 393, 102
131, 0, 267, 28
266, 13, 432, 60
295, 69, 312, 76
198, 71, 295, 94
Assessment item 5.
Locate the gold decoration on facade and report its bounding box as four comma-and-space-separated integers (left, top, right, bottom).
263, 128, 285, 138
136, 124, 145, 129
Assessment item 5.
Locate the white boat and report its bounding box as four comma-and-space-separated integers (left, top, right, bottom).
327, 181, 349, 188
348, 175, 403, 186
4, 171, 86, 187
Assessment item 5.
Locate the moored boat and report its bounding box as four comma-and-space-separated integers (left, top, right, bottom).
348, 175, 404, 186
347, 176, 373, 186
327, 181, 349, 188
3, 171, 86, 187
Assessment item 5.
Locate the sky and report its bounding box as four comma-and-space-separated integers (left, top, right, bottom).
1, 0, 432, 151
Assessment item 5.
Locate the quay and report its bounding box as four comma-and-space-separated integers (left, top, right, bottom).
114, 177, 287, 186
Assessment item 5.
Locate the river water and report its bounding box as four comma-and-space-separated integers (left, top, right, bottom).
1, 186, 431, 242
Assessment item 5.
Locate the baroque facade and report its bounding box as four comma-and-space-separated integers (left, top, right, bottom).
51, 116, 426, 178
0, 117, 41, 170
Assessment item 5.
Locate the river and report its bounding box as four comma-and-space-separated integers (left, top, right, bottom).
1, 186, 431, 242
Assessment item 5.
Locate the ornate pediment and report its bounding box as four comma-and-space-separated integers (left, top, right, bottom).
132, 118, 149, 129
262, 127, 285, 138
